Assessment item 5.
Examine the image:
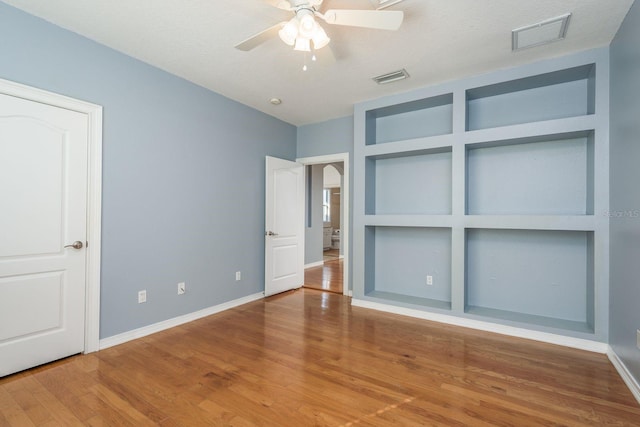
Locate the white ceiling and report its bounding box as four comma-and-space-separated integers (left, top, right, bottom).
3, 0, 634, 126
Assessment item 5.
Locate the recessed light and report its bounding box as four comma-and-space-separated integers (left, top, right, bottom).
270, 98, 282, 105
512, 13, 571, 51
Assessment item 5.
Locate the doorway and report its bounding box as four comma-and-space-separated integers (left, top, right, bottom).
297, 153, 350, 296
322, 164, 342, 262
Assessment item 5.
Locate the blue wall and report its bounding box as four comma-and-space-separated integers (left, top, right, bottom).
297, 116, 354, 159
610, 0, 640, 383
297, 117, 354, 285
0, 2, 296, 338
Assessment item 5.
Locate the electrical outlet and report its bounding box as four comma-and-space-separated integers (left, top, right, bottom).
138, 290, 147, 304
235, 271, 241, 281
177, 282, 186, 295
426, 275, 433, 286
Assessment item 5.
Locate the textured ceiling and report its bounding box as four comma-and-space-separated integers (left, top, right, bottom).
2, 0, 634, 125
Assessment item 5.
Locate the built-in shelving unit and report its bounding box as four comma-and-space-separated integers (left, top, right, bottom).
365, 226, 452, 311
353, 49, 609, 342
465, 64, 595, 131
465, 228, 594, 333
466, 131, 594, 215
366, 147, 452, 215
367, 93, 453, 145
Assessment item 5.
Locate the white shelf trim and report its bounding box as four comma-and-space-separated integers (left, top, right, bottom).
351, 298, 608, 353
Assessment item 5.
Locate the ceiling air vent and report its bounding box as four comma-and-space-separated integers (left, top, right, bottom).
373, 69, 410, 85
512, 13, 571, 51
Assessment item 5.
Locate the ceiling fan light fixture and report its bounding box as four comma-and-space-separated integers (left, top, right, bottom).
294, 37, 311, 52
284, 8, 331, 52
298, 14, 316, 38
278, 18, 299, 45
235, 2, 405, 55
312, 25, 330, 50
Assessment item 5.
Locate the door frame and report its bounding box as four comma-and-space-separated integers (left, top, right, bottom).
0, 78, 102, 353
297, 153, 350, 296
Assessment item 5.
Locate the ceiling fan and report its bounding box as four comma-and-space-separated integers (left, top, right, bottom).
235, 0, 404, 53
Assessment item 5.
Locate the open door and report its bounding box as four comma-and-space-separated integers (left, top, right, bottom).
265, 156, 304, 297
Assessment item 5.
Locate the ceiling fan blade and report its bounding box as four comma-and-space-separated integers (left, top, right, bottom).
235, 22, 285, 51
371, 0, 405, 10
320, 9, 403, 30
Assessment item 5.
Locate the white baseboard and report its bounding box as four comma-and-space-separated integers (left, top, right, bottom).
607, 346, 640, 405
351, 298, 609, 354
99, 292, 264, 350
304, 261, 324, 269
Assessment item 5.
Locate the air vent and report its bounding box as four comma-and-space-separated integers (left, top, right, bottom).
373, 69, 410, 85
512, 13, 571, 51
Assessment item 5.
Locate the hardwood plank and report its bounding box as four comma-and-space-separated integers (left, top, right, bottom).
34, 364, 100, 423
0, 386, 37, 427
305, 258, 343, 293
1, 289, 639, 426
26, 379, 84, 427
8, 388, 53, 426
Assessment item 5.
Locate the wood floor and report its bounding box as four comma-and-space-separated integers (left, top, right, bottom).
304, 258, 343, 294
323, 249, 340, 261
1, 289, 639, 426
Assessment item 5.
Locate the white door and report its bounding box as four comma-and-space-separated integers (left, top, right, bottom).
265, 156, 304, 297
0, 92, 88, 377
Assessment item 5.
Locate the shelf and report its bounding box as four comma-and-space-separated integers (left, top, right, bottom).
365, 226, 452, 305
366, 93, 453, 145
364, 215, 453, 228
366, 148, 452, 215
466, 64, 595, 131
466, 131, 594, 215
364, 134, 453, 159
363, 215, 595, 230
463, 215, 595, 231
365, 291, 452, 311
465, 306, 594, 334
465, 229, 594, 332
462, 115, 596, 147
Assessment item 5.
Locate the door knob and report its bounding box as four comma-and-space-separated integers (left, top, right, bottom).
64, 241, 84, 249
265, 231, 279, 236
